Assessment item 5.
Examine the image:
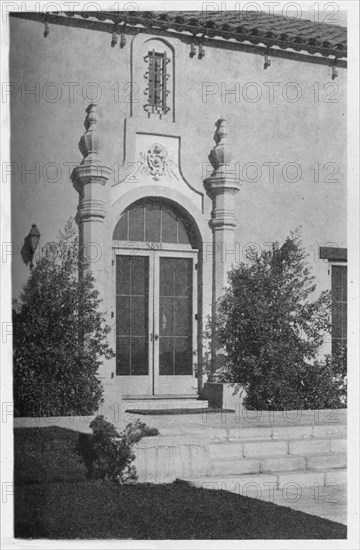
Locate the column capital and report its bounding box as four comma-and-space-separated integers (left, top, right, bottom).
204, 172, 241, 198
72, 163, 112, 193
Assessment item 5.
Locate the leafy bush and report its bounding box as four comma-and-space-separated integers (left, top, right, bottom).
13, 220, 114, 416
82, 416, 159, 483
122, 419, 160, 443
216, 230, 346, 410
299, 349, 347, 409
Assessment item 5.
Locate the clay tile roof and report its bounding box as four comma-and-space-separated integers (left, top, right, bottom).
79, 10, 347, 57
13, 10, 347, 58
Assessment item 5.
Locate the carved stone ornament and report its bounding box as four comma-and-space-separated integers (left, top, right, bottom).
71, 103, 111, 198
78, 103, 103, 161
208, 115, 233, 174
139, 143, 178, 181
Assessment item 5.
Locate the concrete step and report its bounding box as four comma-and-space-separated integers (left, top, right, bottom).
210, 455, 307, 475
123, 399, 208, 411
128, 409, 346, 486
226, 422, 346, 441
306, 453, 347, 470
182, 468, 347, 493
208, 436, 345, 459
210, 452, 346, 476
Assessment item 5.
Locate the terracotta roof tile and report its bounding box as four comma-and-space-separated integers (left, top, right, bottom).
78, 10, 346, 57
13, 10, 347, 58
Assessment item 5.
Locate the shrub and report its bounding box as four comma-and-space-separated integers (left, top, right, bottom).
299, 349, 347, 409
123, 419, 160, 443
216, 230, 346, 410
82, 416, 159, 483
13, 220, 114, 416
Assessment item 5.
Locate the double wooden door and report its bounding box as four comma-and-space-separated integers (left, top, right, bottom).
115, 249, 198, 396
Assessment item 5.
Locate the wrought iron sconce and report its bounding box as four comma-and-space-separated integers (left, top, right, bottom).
21, 224, 41, 270
190, 42, 196, 58
44, 21, 49, 38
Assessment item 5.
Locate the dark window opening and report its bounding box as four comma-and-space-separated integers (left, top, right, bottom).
144, 50, 170, 118
331, 265, 347, 355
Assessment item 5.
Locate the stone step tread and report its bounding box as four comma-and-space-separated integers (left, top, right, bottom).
157, 429, 346, 438
185, 468, 347, 481
208, 436, 346, 455
209, 453, 346, 475
123, 394, 201, 400
182, 468, 347, 487
135, 434, 346, 449
150, 425, 346, 440
212, 434, 346, 446
123, 400, 209, 410
212, 451, 347, 462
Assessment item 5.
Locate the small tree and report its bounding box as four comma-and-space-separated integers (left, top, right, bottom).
13, 219, 114, 417
216, 230, 346, 410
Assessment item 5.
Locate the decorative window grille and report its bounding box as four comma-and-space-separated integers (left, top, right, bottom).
144, 50, 170, 118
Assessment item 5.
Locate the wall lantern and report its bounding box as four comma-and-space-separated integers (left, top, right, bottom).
198, 43, 205, 59
21, 224, 41, 270
280, 240, 297, 262
190, 42, 196, 58
271, 239, 297, 273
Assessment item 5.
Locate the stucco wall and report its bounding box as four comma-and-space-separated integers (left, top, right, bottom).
10, 17, 346, 360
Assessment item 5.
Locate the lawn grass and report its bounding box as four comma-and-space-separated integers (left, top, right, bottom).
14, 426, 88, 485
14, 426, 347, 540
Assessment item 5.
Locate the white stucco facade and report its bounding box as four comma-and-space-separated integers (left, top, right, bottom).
9, 12, 347, 408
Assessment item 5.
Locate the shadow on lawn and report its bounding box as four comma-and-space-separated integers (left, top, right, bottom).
15, 480, 347, 540
14, 426, 347, 540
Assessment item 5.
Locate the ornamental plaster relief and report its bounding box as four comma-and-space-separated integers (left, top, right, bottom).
110, 118, 204, 213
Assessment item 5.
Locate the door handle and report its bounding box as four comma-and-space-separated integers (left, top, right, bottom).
150, 334, 159, 342
154, 334, 159, 341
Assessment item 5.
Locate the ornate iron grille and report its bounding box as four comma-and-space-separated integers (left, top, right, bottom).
144, 50, 170, 118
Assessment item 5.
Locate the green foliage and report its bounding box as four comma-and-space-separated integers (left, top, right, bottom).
216, 230, 346, 410
83, 416, 159, 484
13, 219, 114, 416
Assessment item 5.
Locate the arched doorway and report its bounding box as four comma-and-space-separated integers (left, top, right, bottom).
112, 198, 200, 397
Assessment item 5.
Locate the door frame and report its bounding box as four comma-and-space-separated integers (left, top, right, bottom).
113, 241, 198, 396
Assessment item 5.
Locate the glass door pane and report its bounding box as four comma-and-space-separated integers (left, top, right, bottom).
159, 257, 193, 375
116, 255, 149, 375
